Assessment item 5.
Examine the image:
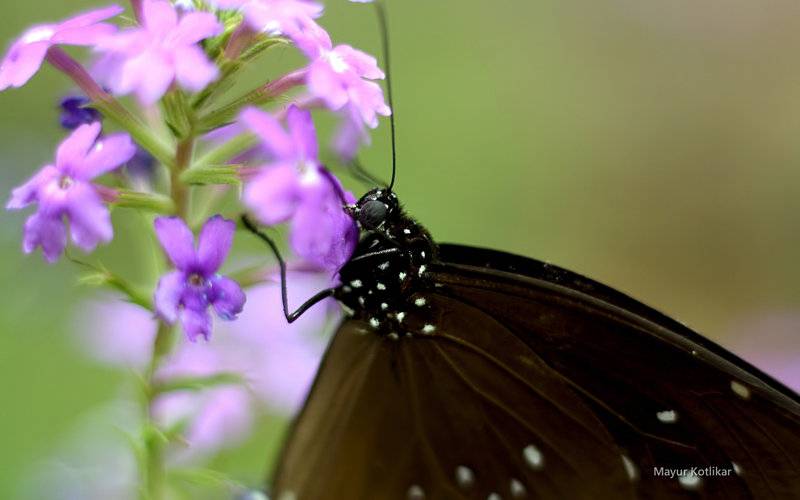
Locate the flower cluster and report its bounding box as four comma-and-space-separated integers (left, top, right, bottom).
1, 0, 387, 496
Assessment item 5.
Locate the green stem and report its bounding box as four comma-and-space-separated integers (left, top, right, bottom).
194, 133, 257, 170
140, 321, 175, 500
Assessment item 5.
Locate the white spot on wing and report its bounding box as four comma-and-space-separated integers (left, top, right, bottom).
407, 484, 425, 499
523, 444, 544, 470
377, 282, 387, 290
381, 302, 388, 310
415, 297, 427, 307
350, 280, 363, 288
399, 272, 407, 280
418, 265, 427, 276
621, 455, 638, 481
656, 410, 678, 423
396, 312, 406, 322
510, 478, 526, 497
487, 494, 501, 500
379, 261, 390, 270
731, 380, 751, 399
422, 324, 436, 334
455, 466, 474, 488
369, 318, 380, 328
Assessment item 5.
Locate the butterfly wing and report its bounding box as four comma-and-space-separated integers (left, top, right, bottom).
271, 244, 800, 499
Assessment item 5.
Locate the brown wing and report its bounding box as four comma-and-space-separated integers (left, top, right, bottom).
271, 245, 800, 499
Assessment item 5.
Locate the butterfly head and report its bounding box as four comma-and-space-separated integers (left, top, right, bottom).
348, 188, 400, 230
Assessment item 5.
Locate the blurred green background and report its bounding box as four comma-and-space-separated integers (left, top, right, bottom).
2, 0, 800, 498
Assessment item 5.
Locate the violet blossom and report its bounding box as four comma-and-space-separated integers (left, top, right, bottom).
59, 95, 103, 130
240, 105, 358, 271
294, 19, 391, 129
96, 0, 222, 105
6, 122, 135, 262
153, 215, 246, 341
0, 5, 123, 91
215, 0, 323, 38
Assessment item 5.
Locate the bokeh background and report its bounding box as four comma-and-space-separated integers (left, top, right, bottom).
2, 0, 800, 498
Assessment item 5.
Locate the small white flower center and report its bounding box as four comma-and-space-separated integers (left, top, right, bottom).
58, 175, 74, 190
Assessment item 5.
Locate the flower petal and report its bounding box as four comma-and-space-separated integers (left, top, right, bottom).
290, 195, 357, 271
243, 163, 301, 225
154, 270, 185, 323
52, 23, 119, 46
239, 107, 294, 160
56, 122, 102, 175
23, 212, 67, 263
180, 307, 212, 342
173, 45, 219, 92
171, 11, 222, 46
335, 44, 384, 80
154, 216, 196, 270
306, 60, 349, 111
209, 275, 246, 320
79, 132, 137, 180
66, 182, 113, 251
6, 165, 60, 210
0, 40, 51, 91
55, 5, 125, 30
286, 105, 318, 163
123, 51, 175, 105
197, 215, 235, 274
143, 0, 179, 35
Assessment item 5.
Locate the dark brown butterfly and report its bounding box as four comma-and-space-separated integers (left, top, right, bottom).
239, 3, 800, 498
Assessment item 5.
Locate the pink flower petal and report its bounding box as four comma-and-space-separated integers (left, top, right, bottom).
243, 163, 301, 225
0, 40, 50, 91
6, 165, 60, 210
286, 105, 318, 162
209, 276, 246, 320
173, 45, 219, 92
143, 0, 179, 36
239, 107, 295, 160
56, 5, 125, 31
171, 11, 222, 46
180, 307, 212, 342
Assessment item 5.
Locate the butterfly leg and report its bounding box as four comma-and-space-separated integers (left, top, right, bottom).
240, 214, 336, 323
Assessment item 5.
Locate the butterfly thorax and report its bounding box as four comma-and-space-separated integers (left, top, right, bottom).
336, 188, 438, 338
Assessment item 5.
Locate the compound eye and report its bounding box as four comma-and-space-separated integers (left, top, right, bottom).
359, 200, 388, 229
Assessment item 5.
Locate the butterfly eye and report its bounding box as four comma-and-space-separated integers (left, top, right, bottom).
358, 200, 389, 229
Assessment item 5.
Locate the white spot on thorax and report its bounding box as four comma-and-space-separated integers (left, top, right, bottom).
422, 324, 436, 334
369, 318, 380, 328
342, 285, 352, 293
350, 280, 363, 288
415, 297, 426, 307
510, 478, 526, 497
407, 484, 425, 499
656, 410, 678, 423
621, 455, 638, 481
523, 444, 544, 470
381, 302, 388, 310
455, 466, 474, 488
678, 471, 701, 490
731, 380, 751, 399
421, 251, 426, 258
399, 272, 407, 280
396, 312, 406, 322
358, 296, 365, 306
376, 283, 387, 290
379, 261, 390, 270
403, 228, 412, 234
418, 265, 427, 276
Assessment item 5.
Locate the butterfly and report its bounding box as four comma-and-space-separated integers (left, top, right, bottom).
240, 3, 800, 499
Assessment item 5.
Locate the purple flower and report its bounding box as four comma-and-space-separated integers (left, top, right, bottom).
97, 0, 222, 104
240, 105, 358, 271
59, 95, 103, 130
295, 21, 391, 129
6, 122, 136, 262
153, 215, 246, 341
215, 0, 322, 37
0, 5, 123, 91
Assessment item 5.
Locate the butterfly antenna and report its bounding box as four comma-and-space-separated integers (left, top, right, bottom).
374, 0, 397, 191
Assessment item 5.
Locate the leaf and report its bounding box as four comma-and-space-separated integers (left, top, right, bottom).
113, 189, 176, 214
